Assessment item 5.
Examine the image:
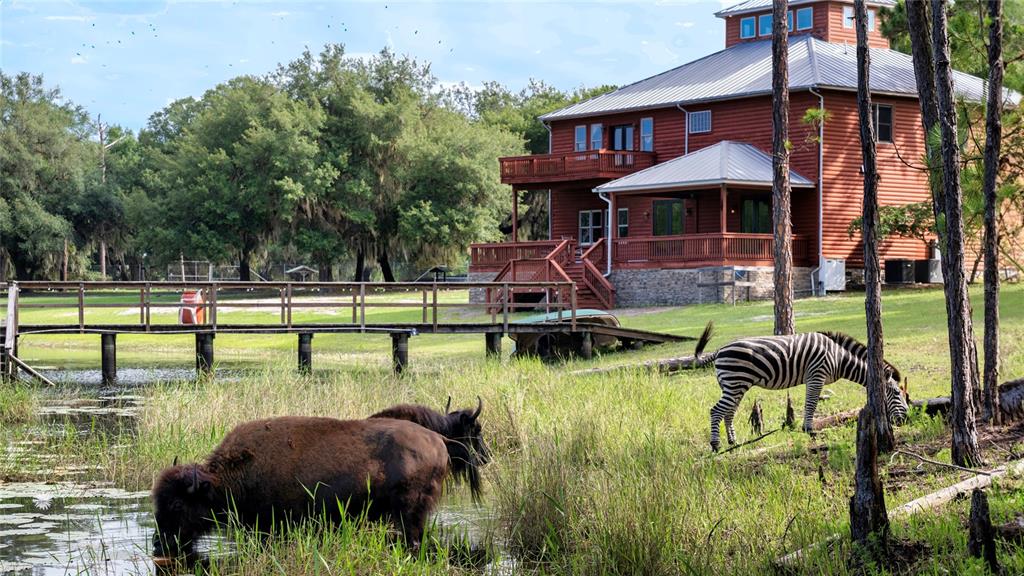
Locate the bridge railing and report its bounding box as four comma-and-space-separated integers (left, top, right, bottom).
0, 280, 578, 334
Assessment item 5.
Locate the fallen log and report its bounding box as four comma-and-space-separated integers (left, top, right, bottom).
571, 355, 697, 376
994, 515, 1024, 545
811, 409, 860, 431
910, 377, 1024, 421
776, 456, 1024, 569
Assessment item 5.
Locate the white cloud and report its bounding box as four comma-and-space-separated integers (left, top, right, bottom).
45, 15, 94, 22
71, 55, 88, 64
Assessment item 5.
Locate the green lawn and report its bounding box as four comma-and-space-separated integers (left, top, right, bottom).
2, 283, 1023, 575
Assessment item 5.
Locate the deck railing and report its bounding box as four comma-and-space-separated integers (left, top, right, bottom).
612, 233, 810, 267
470, 240, 561, 271
499, 150, 657, 185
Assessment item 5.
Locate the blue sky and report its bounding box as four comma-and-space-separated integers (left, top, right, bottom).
1, 0, 731, 131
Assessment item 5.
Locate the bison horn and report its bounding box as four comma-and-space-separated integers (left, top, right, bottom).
173, 455, 179, 467
444, 396, 452, 414
187, 466, 199, 495
471, 396, 482, 420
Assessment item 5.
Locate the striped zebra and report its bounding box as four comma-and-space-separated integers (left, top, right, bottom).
692, 322, 908, 452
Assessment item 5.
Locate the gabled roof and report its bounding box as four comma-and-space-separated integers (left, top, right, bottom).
715, 0, 895, 18
540, 36, 1015, 122
593, 141, 815, 194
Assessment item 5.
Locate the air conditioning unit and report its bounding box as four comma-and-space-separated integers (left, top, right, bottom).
915, 259, 943, 283
822, 259, 846, 292
884, 259, 915, 284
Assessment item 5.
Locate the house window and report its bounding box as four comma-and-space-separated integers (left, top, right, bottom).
741, 197, 772, 233
688, 110, 711, 134
611, 124, 634, 150
575, 125, 587, 152
640, 117, 654, 152
579, 210, 604, 245
617, 208, 629, 238
796, 7, 813, 30
653, 200, 684, 236
740, 16, 756, 39
873, 104, 893, 143
843, 6, 874, 30
759, 14, 772, 36
589, 123, 603, 150
787, 11, 793, 32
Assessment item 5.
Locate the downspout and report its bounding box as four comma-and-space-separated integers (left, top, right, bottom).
808, 87, 825, 296
675, 103, 689, 155
598, 190, 613, 276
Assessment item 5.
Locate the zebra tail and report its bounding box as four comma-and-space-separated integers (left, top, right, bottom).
692, 321, 717, 368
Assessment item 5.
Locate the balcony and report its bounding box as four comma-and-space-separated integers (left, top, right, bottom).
499, 150, 657, 186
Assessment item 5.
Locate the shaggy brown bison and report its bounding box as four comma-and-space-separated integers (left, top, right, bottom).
151, 414, 478, 557
369, 396, 491, 499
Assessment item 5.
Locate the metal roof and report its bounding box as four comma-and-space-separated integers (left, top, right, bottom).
539, 35, 1015, 122
593, 141, 815, 194
715, 0, 895, 18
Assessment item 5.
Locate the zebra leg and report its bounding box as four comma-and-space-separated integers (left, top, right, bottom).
802, 377, 826, 437
710, 382, 747, 451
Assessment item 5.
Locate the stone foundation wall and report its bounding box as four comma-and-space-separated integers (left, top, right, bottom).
467, 271, 498, 303
609, 266, 814, 308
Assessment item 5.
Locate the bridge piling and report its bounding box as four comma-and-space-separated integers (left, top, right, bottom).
391, 333, 409, 374
195, 333, 214, 376
101, 333, 117, 385
298, 333, 313, 374
485, 332, 502, 358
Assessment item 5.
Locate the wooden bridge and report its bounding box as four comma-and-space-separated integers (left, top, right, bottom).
1, 281, 688, 383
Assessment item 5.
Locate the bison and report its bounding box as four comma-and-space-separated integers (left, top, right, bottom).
369, 396, 491, 498
151, 411, 484, 557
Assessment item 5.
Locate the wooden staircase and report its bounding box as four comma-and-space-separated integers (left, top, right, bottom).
487, 239, 615, 312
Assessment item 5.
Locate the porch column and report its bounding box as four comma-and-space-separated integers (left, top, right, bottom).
719, 184, 728, 233
512, 188, 519, 242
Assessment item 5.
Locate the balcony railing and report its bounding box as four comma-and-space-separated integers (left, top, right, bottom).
499, 150, 657, 185
611, 233, 810, 268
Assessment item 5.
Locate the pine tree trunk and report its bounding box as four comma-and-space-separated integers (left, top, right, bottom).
983, 0, 1003, 425
855, 0, 894, 453
850, 408, 889, 545
931, 0, 982, 467
771, 0, 794, 336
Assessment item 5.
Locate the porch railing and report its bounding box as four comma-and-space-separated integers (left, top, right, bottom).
470, 240, 561, 272
612, 233, 810, 266
499, 150, 657, 184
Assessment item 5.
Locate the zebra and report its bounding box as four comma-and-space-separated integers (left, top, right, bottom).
692, 322, 908, 452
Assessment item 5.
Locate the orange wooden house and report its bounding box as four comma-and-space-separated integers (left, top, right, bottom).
468, 0, 997, 308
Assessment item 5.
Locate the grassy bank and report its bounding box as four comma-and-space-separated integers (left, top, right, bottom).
3, 284, 1024, 574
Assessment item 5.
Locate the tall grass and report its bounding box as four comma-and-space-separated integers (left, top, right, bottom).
4, 285, 1024, 574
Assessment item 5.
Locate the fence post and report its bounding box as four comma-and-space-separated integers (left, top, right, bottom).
210, 283, 218, 329
77, 282, 85, 333
139, 287, 145, 326
391, 332, 409, 374
144, 283, 151, 332
101, 333, 117, 385
279, 287, 286, 325
286, 283, 293, 329
570, 284, 577, 331
485, 331, 502, 358
359, 284, 366, 330
432, 283, 438, 331
502, 283, 510, 335
351, 288, 357, 324
2, 283, 18, 381
422, 289, 428, 323
297, 332, 313, 374
195, 333, 214, 377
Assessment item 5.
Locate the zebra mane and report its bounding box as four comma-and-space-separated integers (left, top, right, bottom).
819, 331, 902, 383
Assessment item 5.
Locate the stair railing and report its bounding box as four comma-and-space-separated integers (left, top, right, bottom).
579, 238, 615, 309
